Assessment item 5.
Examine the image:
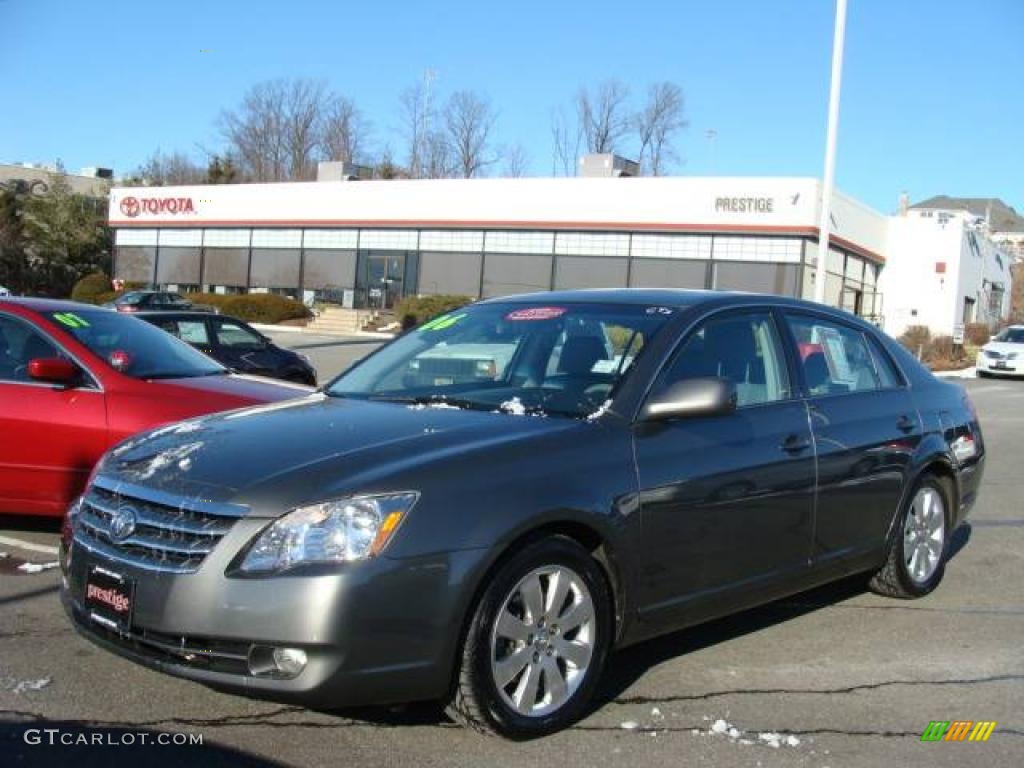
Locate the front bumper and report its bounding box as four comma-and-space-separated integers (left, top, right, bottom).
976, 356, 1021, 376
61, 524, 486, 708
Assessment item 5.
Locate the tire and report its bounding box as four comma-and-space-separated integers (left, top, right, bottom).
447, 536, 613, 738
977, 370, 991, 378
869, 475, 951, 598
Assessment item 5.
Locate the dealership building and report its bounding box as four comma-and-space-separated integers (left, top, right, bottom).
106, 169, 1012, 334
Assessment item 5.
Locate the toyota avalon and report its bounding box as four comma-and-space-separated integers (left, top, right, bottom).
61, 290, 984, 738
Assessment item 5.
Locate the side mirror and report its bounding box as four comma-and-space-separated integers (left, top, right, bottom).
641, 377, 737, 422
28, 357, 79, 386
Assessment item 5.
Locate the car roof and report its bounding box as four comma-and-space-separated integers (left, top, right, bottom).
476, 288, 861, 317
135, 310, 229, 320
479, 288, 724, 307
0, 297, 108, 313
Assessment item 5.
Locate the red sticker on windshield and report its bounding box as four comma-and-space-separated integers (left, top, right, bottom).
505, 307, 567, 321
108, 350, 132, 371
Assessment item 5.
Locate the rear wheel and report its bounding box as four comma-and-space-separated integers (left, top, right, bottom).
448, 536, 612, 738
869, 475, 949, 598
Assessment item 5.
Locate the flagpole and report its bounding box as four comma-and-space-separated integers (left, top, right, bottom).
815, 0, 848, 305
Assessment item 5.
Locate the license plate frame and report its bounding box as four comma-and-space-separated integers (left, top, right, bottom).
84, 564, 135, 634
993, 361, 1009, 370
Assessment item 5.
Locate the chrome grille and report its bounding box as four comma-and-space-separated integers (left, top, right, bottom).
73, 479, 245, 574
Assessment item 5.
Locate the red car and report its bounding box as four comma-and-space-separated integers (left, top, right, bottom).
0, 298, 312, 517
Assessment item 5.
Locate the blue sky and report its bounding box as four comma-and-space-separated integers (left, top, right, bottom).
2, 0, 1021, 213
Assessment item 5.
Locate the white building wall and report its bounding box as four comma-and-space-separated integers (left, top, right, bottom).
882, 214, 1012, 337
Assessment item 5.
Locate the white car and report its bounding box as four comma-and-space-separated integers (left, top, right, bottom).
976, 325, 1024, 377
0, 286, 10, 297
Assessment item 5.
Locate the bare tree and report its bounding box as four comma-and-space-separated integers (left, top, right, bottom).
220, 78, 330, 182
421, 131, 455, 179
282, 79, 328, 180
399, 82, 431, 178
131, 150, 207, 186
577, 80, 631, 154
320, 96, 370, 164
550, 107, 581, 176
443, 90, 497, 178
635, 82, 687, 175
502, 143, 529, 177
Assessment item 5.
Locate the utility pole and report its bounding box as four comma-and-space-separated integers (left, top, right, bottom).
814, 0, 848, 305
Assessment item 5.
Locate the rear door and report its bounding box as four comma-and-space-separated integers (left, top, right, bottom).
0, 313, 107, 515
634, 309, 815, 626
782, 312, 920, 565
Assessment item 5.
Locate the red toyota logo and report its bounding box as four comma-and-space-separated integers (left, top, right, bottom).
120, 197, 140, 218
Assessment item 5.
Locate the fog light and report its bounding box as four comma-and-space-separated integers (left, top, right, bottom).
248, 645, 308, 678
273, 647, 308, 677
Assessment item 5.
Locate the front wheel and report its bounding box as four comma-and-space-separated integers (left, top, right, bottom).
869, 475, 950, 598
448, 536, 612, 738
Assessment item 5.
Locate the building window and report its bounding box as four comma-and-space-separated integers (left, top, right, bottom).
482, 253, 553, 298
629, 258, 708, 289
553, 256, 629, 290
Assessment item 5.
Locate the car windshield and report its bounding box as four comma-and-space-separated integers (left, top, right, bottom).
327, 301, 675, 418
115, 291, 147, 306
994, 328, 1024, 343
46, 308, 226, 379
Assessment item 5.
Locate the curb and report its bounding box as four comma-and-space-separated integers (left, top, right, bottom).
933, 367, 977, 379
251, 323, 396, 340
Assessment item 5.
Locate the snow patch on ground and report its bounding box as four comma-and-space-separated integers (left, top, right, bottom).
0, 676, 52, 694
406, 403, 461, 411
17, 561, 59, 574
697, 718, 802, 749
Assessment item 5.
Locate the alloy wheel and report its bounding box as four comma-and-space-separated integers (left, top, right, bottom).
489, 565, 596, 718
903, 486, 945, 585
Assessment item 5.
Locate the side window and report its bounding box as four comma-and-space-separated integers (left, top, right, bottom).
657, 312, 791, 407
215, 321, 262, 348
786, 314, 880, 396
868, 337, 903, 388
0, 316, 60, 382
177, 321, 210, 345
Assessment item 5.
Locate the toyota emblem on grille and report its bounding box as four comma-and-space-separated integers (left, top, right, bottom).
109, 507, 138, 541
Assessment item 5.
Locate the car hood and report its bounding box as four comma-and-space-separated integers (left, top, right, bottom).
982, 342, 1024, 356
159, 373, 313, 401
97, 395, 577, 513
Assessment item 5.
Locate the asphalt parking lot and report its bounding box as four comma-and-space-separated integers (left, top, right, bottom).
1, 350, 1021, 767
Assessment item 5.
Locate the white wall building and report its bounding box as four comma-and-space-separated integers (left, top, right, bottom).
104, 174, 1014, 336
881, 209, 1012, 337
107, 176, 887, 318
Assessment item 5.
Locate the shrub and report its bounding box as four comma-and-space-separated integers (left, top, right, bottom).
395, 294, 474, 330
898, 325, 931, 358
965, 322, 991, 346
189, 293, 312, 324
70, 272, 114, 304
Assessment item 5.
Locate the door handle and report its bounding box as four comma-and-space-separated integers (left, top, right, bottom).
781, 434, 812, 454
896, 414, 916, 433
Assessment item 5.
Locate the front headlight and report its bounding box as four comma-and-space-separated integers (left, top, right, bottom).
239, 492, 418, 573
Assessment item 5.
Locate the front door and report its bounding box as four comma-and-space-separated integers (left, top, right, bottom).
634, 310, 815, 628
358, 251, 411, 310
0, 314, 107, 515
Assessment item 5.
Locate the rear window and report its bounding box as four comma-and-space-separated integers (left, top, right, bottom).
47, 309, 224, 379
